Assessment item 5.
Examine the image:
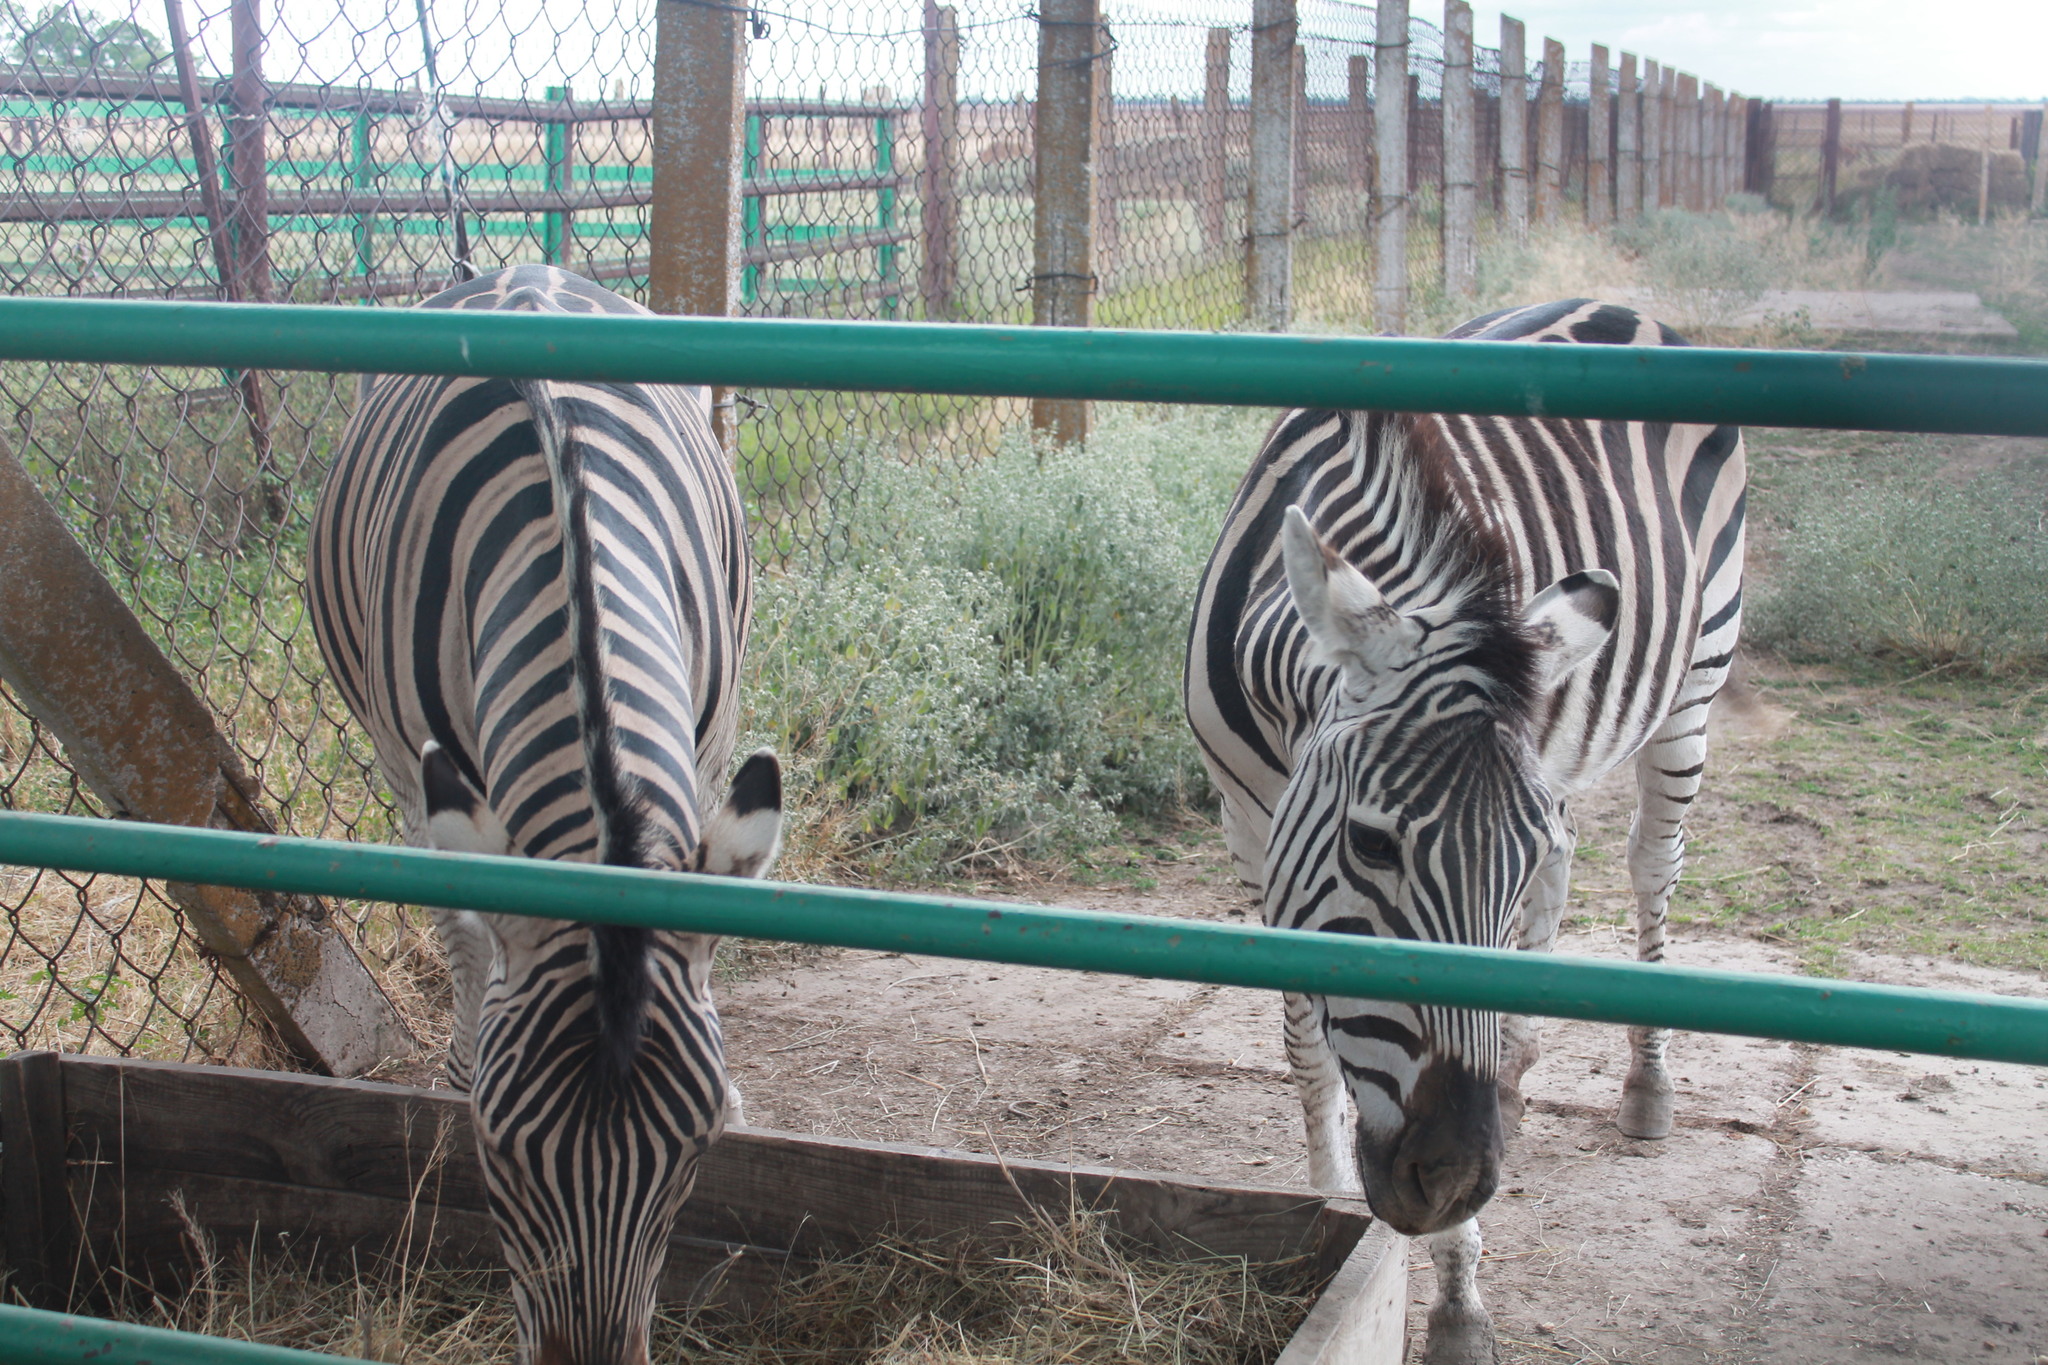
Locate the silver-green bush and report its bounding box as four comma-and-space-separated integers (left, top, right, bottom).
741, 405, 1270, 874
1749, 455, 2048, 674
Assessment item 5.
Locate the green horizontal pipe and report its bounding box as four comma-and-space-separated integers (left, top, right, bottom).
2, 811, 2045, 1065
0, 1304, 374, 1365
0, 297, 2045, 433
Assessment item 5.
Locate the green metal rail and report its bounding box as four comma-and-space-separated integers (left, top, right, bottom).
0, 1304, 374, 1365
1, 297, 2046, 433
1, 810, 2044, 1065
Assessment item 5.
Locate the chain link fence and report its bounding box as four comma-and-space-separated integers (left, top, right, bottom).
1, 0, 1753, 1070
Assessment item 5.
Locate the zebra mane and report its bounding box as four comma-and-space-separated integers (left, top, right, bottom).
1355, 412, 1542, 721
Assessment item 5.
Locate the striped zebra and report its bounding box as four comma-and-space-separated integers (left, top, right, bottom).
1184, 300, 1745, 1365
308, 266, 783, 1365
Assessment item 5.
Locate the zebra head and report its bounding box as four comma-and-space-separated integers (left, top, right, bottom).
420, 743, 784, 1365
1270, 506, 1616, 1236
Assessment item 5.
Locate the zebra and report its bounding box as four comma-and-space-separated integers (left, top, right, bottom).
1183, 299, 1745, 1365
307, 265, 784, 1365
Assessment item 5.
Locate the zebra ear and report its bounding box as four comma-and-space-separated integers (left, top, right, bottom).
1523, 569, 1621, 692
1280, 505, 1423, 675
420, 741, 514, 856
696, 748, 784, 879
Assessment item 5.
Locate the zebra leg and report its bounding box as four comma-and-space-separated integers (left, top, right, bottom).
431, 906, 493, 1095
1620, 711, 1711, 1140
1285, 992, 1360, 1193
1499, 805, 1577, 1130
1422, 1217, 1496, 1365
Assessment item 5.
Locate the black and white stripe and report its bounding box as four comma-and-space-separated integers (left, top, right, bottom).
309, 266, 782, 1365
1184, 299, 1745, 1363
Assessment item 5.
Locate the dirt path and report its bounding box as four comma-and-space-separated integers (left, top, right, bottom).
717, 676, 2048, 1364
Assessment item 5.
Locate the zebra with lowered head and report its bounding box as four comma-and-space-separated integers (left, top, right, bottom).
1184, 300, 1746, 1364
308, 266, 783, 1365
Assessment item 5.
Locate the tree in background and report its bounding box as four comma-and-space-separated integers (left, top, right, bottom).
3, 1, 166, 71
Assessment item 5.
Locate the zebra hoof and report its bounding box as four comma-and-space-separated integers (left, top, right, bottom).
1422, 1300, 1499, 1365
1618, 1069, 1674, 1140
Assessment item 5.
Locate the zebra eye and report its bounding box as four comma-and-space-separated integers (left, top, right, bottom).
1344, 820, 1401, 872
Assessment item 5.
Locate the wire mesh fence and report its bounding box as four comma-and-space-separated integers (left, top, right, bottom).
0, 0, 1792, 1070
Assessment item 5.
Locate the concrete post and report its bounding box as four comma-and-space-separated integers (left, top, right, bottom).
1587, 44, 1610, 225
1534, 37, 1563, 223
1246, 0, 1296, 332
0, 440, 414, 1077
919, 2, 960, 320
1440, 0, 1475, 298
1292, 44, 1311, 235
1096, 14, 1119, 287
1031, 0, 1101, 442
1616, 51, 1639, 221
1704, 84, 1723, 205
227, 0, 272, 302
1348, 54, 1374, 203
1498, 16, 1527, 241
1371, 0, 1409, 333
1658, 65, 1677, 208
650, 0, 747, 453
1201, 28, 1230, 256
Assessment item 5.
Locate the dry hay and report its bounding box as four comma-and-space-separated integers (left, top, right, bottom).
93, 1199, 1323, 1365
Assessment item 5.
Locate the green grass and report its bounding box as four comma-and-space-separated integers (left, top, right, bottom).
1672, 671, 2048, 976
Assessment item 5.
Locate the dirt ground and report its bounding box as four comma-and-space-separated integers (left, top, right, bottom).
716, 664, 2048, 1365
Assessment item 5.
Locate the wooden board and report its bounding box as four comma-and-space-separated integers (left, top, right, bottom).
3, 1052, 1408, 1360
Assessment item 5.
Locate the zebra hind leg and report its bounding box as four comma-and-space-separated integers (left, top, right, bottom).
1620, 707, 1713, 1140
1284, 992, 1360, 1193
1422, 1217, 1497, 1365
1498, 804, 1576, 1132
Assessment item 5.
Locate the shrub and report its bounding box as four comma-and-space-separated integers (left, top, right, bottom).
739, 405, 1268, 876
1749, 455, 2048, 674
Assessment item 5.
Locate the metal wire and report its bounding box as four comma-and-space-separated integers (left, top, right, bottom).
0, 0, 1729, 1069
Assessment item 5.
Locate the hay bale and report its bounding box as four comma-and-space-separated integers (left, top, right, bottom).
1846, 142, 2030, 218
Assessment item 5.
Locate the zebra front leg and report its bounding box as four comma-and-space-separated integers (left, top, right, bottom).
1422, 1217, 1496, 1365
1285, 992, 1360, 1193
1499, 804, 1577, 1130
1620, 715, 1710, 1139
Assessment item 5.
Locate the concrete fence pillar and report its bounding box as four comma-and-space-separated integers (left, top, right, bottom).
1247, 0, 1297, 331
1371, 0, 1409, 332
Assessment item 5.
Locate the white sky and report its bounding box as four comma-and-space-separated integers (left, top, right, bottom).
232, 0, 2048, 105
1461, 0, 2048, 102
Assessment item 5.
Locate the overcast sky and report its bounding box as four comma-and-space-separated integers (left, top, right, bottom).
1441, 1, 2044, 102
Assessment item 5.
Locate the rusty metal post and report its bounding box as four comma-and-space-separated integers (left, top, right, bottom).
920, 2, 959, 320
1370, 0, 1407, 333
1246, 0, 1295, 332
1616, 51, 1639, 221
1498, 15, 1526, 242
1534, 37, 1563, 223
1348, 53, 1373, 204
1096, 13, 1119, 289
1440, 0, 1475, 300
1816, 96, 1842, 217
228, 0, 272, 301
1201, 27, 1230, 257
1030, 0, 1100, 444
0, 440, 414, 1077
1587, 44, 1610, 225
650, 0, 747, 454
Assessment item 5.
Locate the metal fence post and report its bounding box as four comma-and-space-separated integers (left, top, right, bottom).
1096, 13, 1119, 290
228, 0, 271, 301
919, 2, 959, 320
1030, 0, 1100, 443
1746, 98, 1775, 202
1246, 0, 1295, 332
349, 106, 374, 285
649, 0, 747, 453
1348, 53, 1373, 209
0, 440, 414, 1077
1498, 15, 1526, 241
1587, 44, 1610, 225
1370, 0, 1407, 333
1657, 64, 1676, 208
1440, 0, 1475, 300
1534, 37, 1562, 224
1813, 97, 1842, 216
1199, 27, 1232, 259
543, 84, 573, 267
1201, 28, 1231, 258
1615, 51, 1639, 221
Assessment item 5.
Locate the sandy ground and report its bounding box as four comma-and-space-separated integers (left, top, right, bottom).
717, 685, 2048, 1365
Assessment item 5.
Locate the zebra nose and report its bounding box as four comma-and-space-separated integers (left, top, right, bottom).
1361, 1063, 1503, 1235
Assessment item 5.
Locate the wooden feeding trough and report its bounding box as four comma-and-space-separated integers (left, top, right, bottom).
0, 1052, 1407, 1363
